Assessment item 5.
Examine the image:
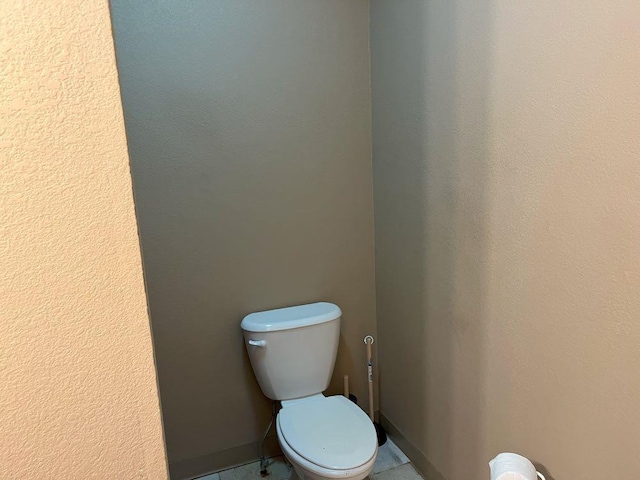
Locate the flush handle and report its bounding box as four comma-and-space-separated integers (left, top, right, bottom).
248, 339, 266, 347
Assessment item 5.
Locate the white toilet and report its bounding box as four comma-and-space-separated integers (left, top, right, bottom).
241, 302, 378, 480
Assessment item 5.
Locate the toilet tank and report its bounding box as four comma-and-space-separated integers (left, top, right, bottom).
241, 302, 341, 401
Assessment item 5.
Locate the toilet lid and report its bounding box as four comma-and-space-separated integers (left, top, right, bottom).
278, 396, 377, 470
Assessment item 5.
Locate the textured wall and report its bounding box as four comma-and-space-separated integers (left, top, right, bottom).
110, 1, 375, 474
0, 1, 167, 479
371, 1, 640, 479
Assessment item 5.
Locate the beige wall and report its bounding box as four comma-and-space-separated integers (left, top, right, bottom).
109, 1, 376, 476
0, 1, 167, 479
371, 1, 640, 479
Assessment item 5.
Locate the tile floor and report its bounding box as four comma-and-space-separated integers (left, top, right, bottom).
196, 439, 423, 480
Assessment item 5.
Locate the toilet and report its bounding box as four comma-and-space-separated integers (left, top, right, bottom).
241, 302, 378, 480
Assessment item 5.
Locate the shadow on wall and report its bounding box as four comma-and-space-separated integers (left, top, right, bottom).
535, 464, 556, 480
371, 1, 500, 478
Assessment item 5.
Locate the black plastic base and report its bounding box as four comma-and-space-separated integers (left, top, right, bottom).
374, 422, 387, 446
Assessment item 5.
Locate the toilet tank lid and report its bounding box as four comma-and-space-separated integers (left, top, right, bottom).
241, 302, 341, 333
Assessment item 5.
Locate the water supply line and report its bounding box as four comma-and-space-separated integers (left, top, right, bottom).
259, 400, 277, 476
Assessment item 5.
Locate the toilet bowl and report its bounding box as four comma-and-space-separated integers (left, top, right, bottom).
276, 394, 377, 480
241, 302, 378, 480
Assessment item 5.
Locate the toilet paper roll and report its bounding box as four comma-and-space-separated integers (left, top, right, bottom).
489, 453, 545, 480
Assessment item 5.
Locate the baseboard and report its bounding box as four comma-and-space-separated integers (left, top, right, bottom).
169, 435, 281, 480
379, 413, 448, 480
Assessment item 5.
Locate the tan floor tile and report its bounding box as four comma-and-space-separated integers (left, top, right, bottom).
371, 463, 424, 480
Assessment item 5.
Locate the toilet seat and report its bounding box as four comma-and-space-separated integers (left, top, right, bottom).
277, 425, 377, 480
277, 395, 377, 470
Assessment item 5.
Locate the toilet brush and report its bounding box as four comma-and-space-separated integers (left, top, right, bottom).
364, 335, 387, 446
